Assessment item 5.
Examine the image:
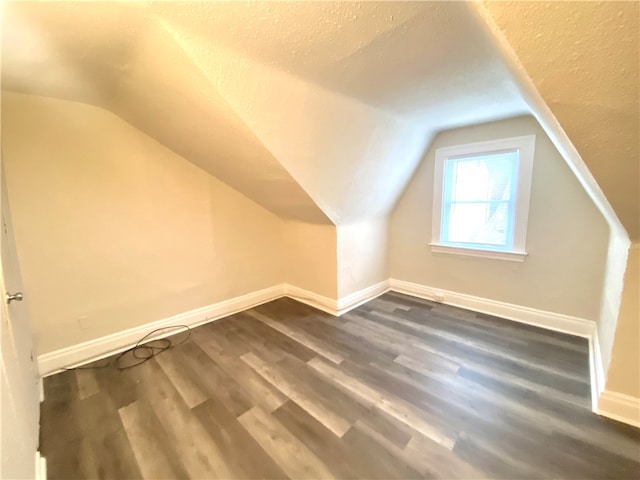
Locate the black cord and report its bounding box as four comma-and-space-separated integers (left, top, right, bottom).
65, 325, 191, 372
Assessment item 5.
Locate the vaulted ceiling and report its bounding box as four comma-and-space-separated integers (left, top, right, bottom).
2, 1, 527, 225
2, 2, 637, 235
479, 1, 639, 240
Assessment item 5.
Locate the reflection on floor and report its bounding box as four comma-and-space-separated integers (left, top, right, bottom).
41, 292, 640, 479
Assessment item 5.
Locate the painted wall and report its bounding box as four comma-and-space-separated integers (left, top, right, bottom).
390, 115, 609, 321
283, 221, 337, 299
1, 92, 284, 355
337, 219, 389, 298
605, 244, 640, 398
596, 233, 631, 377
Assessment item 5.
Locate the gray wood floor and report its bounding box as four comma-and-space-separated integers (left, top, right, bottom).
40, 293, 640, 479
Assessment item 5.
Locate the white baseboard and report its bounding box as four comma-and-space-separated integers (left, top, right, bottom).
37, 284, 286, 376
35, 451, 47, 480
336, 280, 390, 315
387, 279, 640, 425
597, 390, 640, 428
389, 279, 596, 338
37, 281, 395, 375
42, 277, 632, 427
284, 281, 391, 316
284, 284, 338, 316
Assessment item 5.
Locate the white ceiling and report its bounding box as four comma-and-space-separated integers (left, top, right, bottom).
479, 1, 639, 239
3, 1, 531, 224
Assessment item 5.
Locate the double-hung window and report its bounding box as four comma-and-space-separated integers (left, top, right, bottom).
431, 135, 535, 261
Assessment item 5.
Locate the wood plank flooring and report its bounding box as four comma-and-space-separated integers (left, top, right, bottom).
40, 293, 640, 479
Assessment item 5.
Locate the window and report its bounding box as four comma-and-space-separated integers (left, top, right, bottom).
431, 135, 535, 261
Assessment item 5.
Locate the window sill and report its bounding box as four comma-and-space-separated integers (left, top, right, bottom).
429, 243, 527, 262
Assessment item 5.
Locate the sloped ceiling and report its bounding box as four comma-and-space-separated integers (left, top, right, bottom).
2, 2, 330, 224
3, 1, 530, 225
479, 1, 639, 240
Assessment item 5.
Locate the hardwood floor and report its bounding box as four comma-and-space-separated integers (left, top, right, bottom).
40, 292, 640, 479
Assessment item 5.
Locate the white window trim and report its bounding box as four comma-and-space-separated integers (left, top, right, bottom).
431, 134, 536, 261
429, 243, 528, 262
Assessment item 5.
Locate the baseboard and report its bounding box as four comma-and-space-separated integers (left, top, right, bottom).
375, 280, 640, 429
284, 284, 338, 315
589, 329, 606, 411
36, 275, 637, 428
35, 451, 47, 480
37, 284, 286, 376
336, 280, 390, 315
37, 281, 396, 375
389, 279, 595, 338
284, 281, 391, 316
597, 390, 640, 428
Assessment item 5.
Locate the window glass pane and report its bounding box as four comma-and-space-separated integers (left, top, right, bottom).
441, 151, 518, 248
445, 202, 510, 246
446, 152, 517, 203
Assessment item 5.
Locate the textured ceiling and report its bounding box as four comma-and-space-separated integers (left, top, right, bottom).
150, 1, 428, 74
2, 1, 330, 224
152, 1, 524, 122
2, 2, 148, 107
2, 1, 534, 225
480, 1, 639, 240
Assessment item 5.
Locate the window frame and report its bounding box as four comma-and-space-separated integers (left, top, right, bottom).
431, 134, 536, 262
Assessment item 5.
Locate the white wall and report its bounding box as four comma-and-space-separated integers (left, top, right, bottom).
1, 92, 284, 355
337, 219, 389, 298
0, 92, 391, 360
605, 243, 640, 398
281, 218, 390, 301
390, 115, 609, 321
283, 221, 337, 299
